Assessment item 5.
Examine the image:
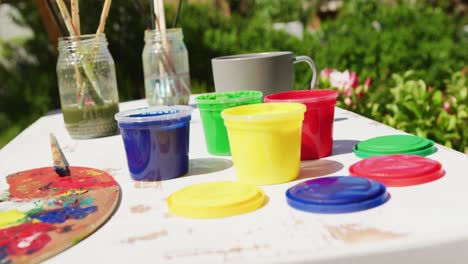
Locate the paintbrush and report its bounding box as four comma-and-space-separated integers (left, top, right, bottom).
96, 0, 112, 35
44, 0, 67, 36
49, 133, 70, 177
156, 0, 166, 33
172, 0, 182, 28
55, 0, 78, 35
153, 0, 161, 31
148, 0, 156, 29
71, 0, 80, 35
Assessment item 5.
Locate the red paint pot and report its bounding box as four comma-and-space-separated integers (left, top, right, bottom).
264, 90, 338, 160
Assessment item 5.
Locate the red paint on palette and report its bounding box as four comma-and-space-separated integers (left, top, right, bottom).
0, 223, 55, 256
349, 154, 444, 187
7, 166, 118, 199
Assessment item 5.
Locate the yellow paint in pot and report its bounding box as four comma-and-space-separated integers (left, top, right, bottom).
222, 103, 306, 185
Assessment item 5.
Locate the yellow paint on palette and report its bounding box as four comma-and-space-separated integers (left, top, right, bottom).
0, 209, 28, 228
61, 189, 88, 196
84, 169, 104, 176
167, 181, 266, 219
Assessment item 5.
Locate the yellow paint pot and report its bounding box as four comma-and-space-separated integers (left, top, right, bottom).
167, 181, 265, 218
222, 103, 306, 185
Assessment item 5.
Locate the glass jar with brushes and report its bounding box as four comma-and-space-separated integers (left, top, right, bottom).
56, 33, 120, 139
142, 28, 191, 106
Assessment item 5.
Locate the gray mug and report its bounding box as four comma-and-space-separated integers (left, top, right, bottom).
211, 51, 317, 95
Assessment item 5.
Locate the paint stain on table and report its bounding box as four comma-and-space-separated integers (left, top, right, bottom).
164, 244, 270, 261
163, 212, 175, 219
326, 224, 405, 244
133, 181, 163, 190
130, 205, 152, 214
126, 230, 168, 244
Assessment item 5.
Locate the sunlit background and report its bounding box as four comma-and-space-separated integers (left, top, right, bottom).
0, 0, 466, 152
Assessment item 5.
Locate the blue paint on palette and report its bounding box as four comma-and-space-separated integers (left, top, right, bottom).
0, 246, 11, 264
48, 196, 95, 207
80, 196, 94, 206
30, 206, 98, 224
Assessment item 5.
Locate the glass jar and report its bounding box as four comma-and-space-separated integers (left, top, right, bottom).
57, 34, 120, 139
142, 28, 191, 106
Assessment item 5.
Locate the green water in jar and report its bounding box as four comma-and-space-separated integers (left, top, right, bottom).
62, 102, 119, 139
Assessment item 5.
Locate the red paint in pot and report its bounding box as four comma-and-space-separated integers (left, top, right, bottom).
264, 90, 338, 160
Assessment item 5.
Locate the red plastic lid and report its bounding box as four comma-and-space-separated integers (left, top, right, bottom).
349, 154, 444, 187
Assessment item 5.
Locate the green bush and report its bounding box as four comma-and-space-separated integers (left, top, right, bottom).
319, 69, 467, 153
301, 0, 468, 90
383, 70, 466, 152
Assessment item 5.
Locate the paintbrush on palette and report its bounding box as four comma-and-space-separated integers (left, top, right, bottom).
49, 133, 70, 176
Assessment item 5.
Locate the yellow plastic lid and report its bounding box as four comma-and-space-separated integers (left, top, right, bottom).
167, 181, 266, 218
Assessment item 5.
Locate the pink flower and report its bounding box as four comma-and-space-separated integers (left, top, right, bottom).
329, 70, 360, 90
344, 97, 352, 106
442, 101, 450, 111
344, 88, 353, 97
320, 68, 334, 78
364, 77, 371, 88
329, 70, 350, 90
462, 67, 467, 77
349, 72, 359, 89
428, 86, 433, 92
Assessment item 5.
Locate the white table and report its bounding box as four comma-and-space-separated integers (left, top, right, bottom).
1, 96, 467, 264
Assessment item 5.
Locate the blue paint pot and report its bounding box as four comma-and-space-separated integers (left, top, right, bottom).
115, 106, 193, 181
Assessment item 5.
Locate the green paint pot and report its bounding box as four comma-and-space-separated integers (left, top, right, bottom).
196, 91, 263, 155
354, 135, 436, 158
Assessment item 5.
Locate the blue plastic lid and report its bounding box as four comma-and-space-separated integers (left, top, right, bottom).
286, 176, 390, 214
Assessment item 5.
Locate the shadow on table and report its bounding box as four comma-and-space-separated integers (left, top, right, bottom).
334, 117, 348, 122
46, 108, 62, 116
331, 140, 361, 156
185, 158, 233, 176
298, 159, 344, 180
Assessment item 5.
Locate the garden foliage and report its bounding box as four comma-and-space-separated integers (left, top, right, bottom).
318, 69, 467, 153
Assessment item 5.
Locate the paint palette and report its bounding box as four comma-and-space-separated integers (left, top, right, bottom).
0, 166, 119, 264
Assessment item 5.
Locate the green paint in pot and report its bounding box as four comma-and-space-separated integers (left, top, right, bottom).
196, 91, 263, 155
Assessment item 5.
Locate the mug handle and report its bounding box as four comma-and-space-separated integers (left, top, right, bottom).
293, 56, 317, 89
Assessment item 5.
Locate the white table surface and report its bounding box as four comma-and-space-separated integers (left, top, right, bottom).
0, 96, 467, 264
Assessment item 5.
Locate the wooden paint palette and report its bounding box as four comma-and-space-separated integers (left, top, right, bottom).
0, 166, 120, 264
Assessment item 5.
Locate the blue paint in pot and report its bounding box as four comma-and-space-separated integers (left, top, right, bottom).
115, 106, 193, 181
